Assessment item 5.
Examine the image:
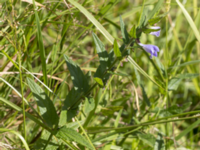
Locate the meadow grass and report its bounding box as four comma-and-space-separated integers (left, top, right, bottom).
0, 0, 200, 149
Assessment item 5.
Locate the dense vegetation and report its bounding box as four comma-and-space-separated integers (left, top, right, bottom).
0, 0, 200, 149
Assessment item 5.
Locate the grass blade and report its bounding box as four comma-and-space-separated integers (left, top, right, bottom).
0, 128, 30, 150
32, 0, 48, 87
68, 0, 114, 44
176, 0, 200, 43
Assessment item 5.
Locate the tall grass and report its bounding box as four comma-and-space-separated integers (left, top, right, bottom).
0, 0, 200, 149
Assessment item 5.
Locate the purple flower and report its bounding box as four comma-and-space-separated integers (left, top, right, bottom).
138, 43, 159, 59
149, 26, 161, 37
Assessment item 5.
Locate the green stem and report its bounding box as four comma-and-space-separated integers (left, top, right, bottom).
87, 115, 200, 134
18, 53, 27, 141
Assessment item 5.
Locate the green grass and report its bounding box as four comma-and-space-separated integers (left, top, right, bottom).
0, 0, 200, 149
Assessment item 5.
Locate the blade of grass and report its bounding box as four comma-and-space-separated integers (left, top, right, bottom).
32, 0, 48, 89
175, 119, 200, 141
75, 117, 96, 150
176, 0, 200, 43
68, 0, 114, 44
0, 97, 51, 132
0, 128, 30, 150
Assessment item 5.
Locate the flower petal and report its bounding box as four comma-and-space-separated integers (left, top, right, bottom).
138, 43, 160, 58
149, 26, 161, 37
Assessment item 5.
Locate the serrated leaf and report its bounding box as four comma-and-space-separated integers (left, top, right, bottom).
94, 77, 104, 87
92, 33, 110, 80
64, 55, 90, 93
113, 39, 122, 58
120, 16, 129, 44
92, 32, 109, 62
84, 97, 95, 114
59, 88, 81, 126
27, 78, 59, 128
56, 126, 94, 150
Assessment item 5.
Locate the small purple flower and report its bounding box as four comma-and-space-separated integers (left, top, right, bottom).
138, 43, 159, 59
149, 26, 161, 37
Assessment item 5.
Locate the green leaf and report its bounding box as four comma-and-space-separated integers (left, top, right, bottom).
27, 78, 59, 128
142, 28, 160, 34
92, 33, 109, 65
34, 130, 59, 150
101, 106, 123, 115
155, 57, 166, 78
56, 126, 94, 150
66, 120, 85, 130
129, 25, 136, 38
138, 6, 148, 27
120, 16, 129, 44
94, 77, 104, 87
64, 55, 90, 93
84, 97, 95, 114
147, 12, 169, 26
108, 49, 115, 64
168, 73, 199, 91
147, 0, 165, 21
148, 17, 162, 26
140, 84, 151, 107
113, 39, 122, 58
168, 78, 182, 91
59, 88, 81, 126
138, 133, 156, 147
92, 32, 110, 79
154, 133, 165, 150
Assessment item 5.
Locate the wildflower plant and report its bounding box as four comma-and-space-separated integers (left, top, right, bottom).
0, 0, 200, 149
